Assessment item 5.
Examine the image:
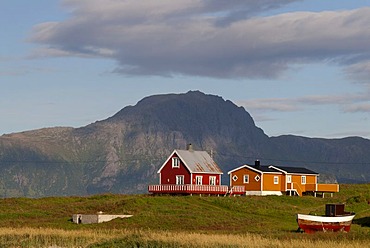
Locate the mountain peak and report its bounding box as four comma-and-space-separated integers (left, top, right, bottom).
106, 91, 265, 141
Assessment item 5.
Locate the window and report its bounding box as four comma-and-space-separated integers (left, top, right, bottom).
172, 157, 180, 168
301, 176, 306, 185
274, 176, 279, 185
254, 175, 260, 182
287, 175, 292, 183
232, 175, 238, 181
176, 175, 184, 185
243, 175, 249, 184
196, 176, 203, 185
209, 176, 216, 185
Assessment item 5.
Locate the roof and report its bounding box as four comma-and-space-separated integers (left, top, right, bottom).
227, 164, 281, 174
228, 164, 318, 175
158, 149, 223, 174
269, 165, 318, 175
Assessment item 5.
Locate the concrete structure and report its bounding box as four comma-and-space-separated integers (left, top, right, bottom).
72, 212, 133, 224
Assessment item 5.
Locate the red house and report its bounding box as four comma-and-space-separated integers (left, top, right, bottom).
148, 145, 229, 195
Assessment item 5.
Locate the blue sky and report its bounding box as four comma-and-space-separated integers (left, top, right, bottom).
1, 0, 370, 139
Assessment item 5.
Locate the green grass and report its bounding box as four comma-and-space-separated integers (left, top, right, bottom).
0, 184, 368, 232
0, 184, 368, 246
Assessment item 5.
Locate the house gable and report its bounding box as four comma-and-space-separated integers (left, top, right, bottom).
157, 150, 178, 173
228, 163, 284, 194
229, 166, 262, 191
159, 152, 192, 185
268, 165, 318, 192
157, 149, 223, 186
158, 149, 223, 175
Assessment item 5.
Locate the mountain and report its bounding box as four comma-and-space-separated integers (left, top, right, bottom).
0, 91, 369, 197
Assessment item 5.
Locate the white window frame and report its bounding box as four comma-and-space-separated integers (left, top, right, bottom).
196, 176, 203, 185
274, 176, 279, 185
301, 176, 306, 185
243, 175, 249, 184
287, 175, 292, 183
176, 175, 184, 185
209, 176, 216, 186
232, 175, 238, 181
172, 157, 180, 168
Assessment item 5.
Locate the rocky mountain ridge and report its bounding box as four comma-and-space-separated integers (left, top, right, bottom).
0, 91, 369, 197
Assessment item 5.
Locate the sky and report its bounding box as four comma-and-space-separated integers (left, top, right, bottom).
2, 0, 370, 139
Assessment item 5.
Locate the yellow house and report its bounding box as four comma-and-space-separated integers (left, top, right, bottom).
228, 161, 339, 197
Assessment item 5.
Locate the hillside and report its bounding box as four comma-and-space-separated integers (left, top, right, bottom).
0, 184, 368, 247
0, 91, 369, 197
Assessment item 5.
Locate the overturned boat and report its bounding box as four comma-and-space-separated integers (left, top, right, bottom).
297, 203, 355, 233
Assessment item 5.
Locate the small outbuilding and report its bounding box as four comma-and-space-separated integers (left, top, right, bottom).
72, 212, 133, 224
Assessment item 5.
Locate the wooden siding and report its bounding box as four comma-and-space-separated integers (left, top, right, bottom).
288, 174, 316, 192
262, 174, 283, 191
191, 173, 221, 185
317, 184, 339, 192
160, 154, 191, 185
230, 167, 261, 191
227, 165, 339, 197
305, 183, 316, 191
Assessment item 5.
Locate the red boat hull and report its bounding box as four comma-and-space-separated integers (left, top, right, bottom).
298, 222, 352, 233
297, 214, 355, 233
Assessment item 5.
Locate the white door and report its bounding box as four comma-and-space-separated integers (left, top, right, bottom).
196, 176, 203, 185
209, 176, 216, 185
287, 175, 292, 189
176, 175, 184, 185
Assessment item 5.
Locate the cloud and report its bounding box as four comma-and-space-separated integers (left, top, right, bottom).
343, 103, 370, 113
344, 61, 370, 85
237, 93, 370, 113
29, 1, 370, 79
237, 98, 301, 112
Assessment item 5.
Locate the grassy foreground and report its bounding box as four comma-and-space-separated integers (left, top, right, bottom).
0, 184, 368, 247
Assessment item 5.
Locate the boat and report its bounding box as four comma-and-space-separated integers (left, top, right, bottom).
296, 203, 355, 233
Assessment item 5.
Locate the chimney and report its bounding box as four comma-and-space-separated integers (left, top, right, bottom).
187, 143, 193, 151
255, 160, 260, 168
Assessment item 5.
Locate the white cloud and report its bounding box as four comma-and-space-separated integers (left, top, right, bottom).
29, 1, 370, 79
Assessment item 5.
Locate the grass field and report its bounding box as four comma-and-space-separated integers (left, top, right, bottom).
0, 184, 368, 247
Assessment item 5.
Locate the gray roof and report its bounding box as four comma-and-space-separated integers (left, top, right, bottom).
175, 149, 223, 174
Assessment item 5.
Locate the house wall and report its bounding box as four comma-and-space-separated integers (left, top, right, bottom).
191, 173, 221, 185
262, 174, 283, 191
290, 174, 317, 192
229, 167, 261, 191
72, 214, 98, 224
280, 175, 286, 191
160, 154, 191, 185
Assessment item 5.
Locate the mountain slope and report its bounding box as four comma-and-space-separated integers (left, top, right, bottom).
0, 91, 368, 197
267, 135, 370, 182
